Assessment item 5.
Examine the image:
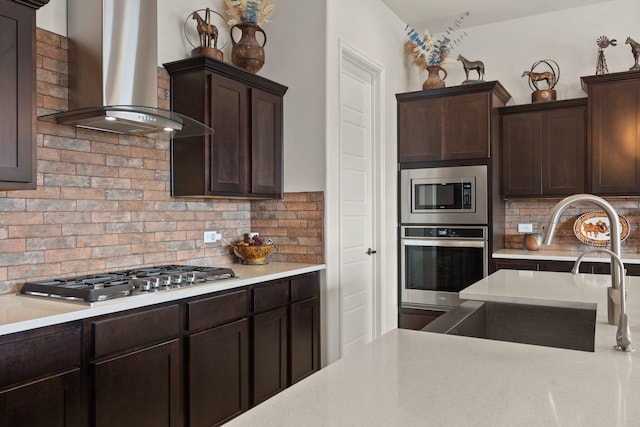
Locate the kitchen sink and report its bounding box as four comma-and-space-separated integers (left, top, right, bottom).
422, 300, 597, 352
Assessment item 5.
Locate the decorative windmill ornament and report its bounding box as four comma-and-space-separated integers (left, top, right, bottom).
596, 36, 617, 75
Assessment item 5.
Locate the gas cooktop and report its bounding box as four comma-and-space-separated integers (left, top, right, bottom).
19, 264, 236, 304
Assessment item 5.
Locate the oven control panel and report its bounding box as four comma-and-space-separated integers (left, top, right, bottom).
403, 226, 486, 240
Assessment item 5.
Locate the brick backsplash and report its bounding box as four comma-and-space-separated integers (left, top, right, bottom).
504, 198, 640, 253
0, 28, 324, 295
251, 192, 324, 264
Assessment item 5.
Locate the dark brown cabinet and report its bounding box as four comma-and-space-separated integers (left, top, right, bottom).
500, 99, 586, 197
253, 307, 288, 404
251, 279, 289, 405
0, 322, 84, 427
0, 0, 48, 190
164, 56, 287, 199
288, 274, 320, 384
582, 72, 640, 195
88, 304, 182, 427
188, 319, 249, 427
492, 258, 616, 275
398, 307, 444, 330
186, 289, 250, 427
397, 81, 511, 164
92, 340, 182, 427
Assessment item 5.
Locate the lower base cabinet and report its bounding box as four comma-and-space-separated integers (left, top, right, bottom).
188, 319, 249, 427
290, 297, 320, 384
0, 271, 320, 427
398, 308, 444, 330
92, 340, 182, 427
253, 307, 288, 405
0, 322, 84, 427
0, 369, 83, 427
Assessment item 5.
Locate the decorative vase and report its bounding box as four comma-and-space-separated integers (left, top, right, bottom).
230, 22, 267, 74
423, 65, 447, 90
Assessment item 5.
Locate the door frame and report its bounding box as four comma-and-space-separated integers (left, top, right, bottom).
326, 39, 385, 361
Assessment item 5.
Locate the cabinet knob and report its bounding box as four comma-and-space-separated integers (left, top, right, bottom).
366, 248, 377, 256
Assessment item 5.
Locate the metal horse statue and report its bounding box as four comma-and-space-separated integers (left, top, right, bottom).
457, 55, 485, 81
521, 70, 554, 90
192, 9, 218, 49
626, 36, 640, 71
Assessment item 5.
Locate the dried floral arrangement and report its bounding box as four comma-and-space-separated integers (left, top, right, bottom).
224, 0, 275, 25
405, 12, 469, 67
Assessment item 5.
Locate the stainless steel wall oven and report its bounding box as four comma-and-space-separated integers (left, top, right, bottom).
400, 225, 488, 309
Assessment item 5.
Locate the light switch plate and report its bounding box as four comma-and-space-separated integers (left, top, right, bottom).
518, 223, 533, 233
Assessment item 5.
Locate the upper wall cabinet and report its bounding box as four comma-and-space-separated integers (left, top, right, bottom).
582, 72, 640, 195
164, 56, 288, 199
0, 0, 49, 191
500, 98, 586, 198
396, 81, 511, 164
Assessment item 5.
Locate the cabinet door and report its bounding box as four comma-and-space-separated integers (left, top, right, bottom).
441, 92, 490, 160
253, 306, 287, 405
289, 297, 320, 385
92, 340, 182, 427
0, 369, 83, 427
590, 80, 640, 194
251, 88, 283, 196
210, 73, 250, 194
542, 107, 586, 195
492, 259, 539, 271
398, 97, 442, 162
188, 318, 249, 427
502, 112, 542, 196
0, 0, 35, 189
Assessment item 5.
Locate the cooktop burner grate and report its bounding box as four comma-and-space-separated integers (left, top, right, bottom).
19, 264, 236, 303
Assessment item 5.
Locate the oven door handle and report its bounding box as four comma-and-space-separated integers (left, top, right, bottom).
401, 239, 486, 248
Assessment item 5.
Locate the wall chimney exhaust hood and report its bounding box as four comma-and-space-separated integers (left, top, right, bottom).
38, 0, 213, 138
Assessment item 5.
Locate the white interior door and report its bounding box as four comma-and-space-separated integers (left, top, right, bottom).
338, 45, 381, 357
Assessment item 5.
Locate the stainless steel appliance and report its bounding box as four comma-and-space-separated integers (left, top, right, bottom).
19, 265, 236, 304
400, 225, 488, 309
400, 165, 487, 224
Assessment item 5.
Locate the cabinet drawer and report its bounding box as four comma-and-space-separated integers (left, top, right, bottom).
92, 304, 180, 359
0, 323, 82, 388
187, 289, 248, 332
291, 273, 319, 302
253, 280, 289, 313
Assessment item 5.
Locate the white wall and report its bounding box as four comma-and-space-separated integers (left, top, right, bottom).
406, 0, 640, 105
258, 0, 327, 193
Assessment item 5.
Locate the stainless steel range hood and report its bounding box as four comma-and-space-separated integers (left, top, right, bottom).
38, 0, 212, 138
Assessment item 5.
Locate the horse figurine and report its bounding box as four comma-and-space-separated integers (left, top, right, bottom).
521, 70, 555, 90
457, 55, 485, 81
626, 36, 640, 70
192, 9, 218, 49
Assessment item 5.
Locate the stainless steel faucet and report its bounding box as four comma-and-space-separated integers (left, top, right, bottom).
542, 194, 633, 351
573, 248, 632, 352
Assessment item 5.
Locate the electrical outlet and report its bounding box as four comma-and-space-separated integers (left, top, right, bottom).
204, 231, 220, 243
517, 223, 533, 233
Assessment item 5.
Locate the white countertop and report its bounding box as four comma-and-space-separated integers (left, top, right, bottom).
227, 269, 640, 427
494, 248, 640, 264
0, 262, 325, 336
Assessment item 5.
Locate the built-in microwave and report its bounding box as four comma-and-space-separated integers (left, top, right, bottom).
400, 165, 488, 224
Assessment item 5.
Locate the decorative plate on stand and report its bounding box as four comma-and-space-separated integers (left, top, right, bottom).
573, 211, 630, 247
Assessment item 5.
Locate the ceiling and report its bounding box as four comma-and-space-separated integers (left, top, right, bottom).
382, 0, 616, 33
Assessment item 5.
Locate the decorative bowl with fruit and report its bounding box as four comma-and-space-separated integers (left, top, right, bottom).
231, 235, 275, 265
